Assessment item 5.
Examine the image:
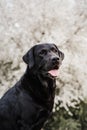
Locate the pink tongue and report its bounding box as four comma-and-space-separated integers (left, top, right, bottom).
48, 69, 58, 77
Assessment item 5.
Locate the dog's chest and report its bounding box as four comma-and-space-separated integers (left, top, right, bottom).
18, 99, 50, 130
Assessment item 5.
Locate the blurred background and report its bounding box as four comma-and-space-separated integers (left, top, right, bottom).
0, 0, 87, 129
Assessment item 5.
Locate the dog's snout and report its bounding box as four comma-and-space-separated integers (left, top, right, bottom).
52, 57, 59, 64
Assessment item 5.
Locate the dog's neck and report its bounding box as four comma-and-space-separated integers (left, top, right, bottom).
21, 66, 56, 110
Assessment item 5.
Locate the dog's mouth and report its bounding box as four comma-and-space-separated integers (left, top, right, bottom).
38, 62, 61, 78
48, 65, 59, 78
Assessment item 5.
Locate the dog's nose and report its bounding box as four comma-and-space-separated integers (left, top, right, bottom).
52, 57, 59, 64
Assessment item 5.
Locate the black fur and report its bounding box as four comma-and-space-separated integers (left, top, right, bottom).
0, 43, 64, 130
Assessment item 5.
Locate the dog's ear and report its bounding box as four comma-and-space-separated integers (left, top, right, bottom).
59, 51, 64, 61
22, 47, 34, 69
53, 44, 64, 60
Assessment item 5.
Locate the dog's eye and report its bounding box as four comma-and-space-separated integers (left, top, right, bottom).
39, 49, 47, 55
51, 47, 58, 53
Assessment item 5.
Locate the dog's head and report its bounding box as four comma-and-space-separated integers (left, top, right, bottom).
23, 43, 64, 78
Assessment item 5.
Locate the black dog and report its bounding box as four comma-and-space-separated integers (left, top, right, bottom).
0, 43, 64, 130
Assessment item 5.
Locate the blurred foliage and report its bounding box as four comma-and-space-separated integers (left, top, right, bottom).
44, 99, 87, 130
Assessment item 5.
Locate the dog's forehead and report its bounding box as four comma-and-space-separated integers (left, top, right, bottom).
34, 43, 56, 52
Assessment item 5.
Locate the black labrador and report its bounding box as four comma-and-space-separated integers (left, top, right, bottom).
0, 43, 64, 130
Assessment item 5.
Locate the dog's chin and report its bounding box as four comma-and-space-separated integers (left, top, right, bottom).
47, 74, 57, 79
